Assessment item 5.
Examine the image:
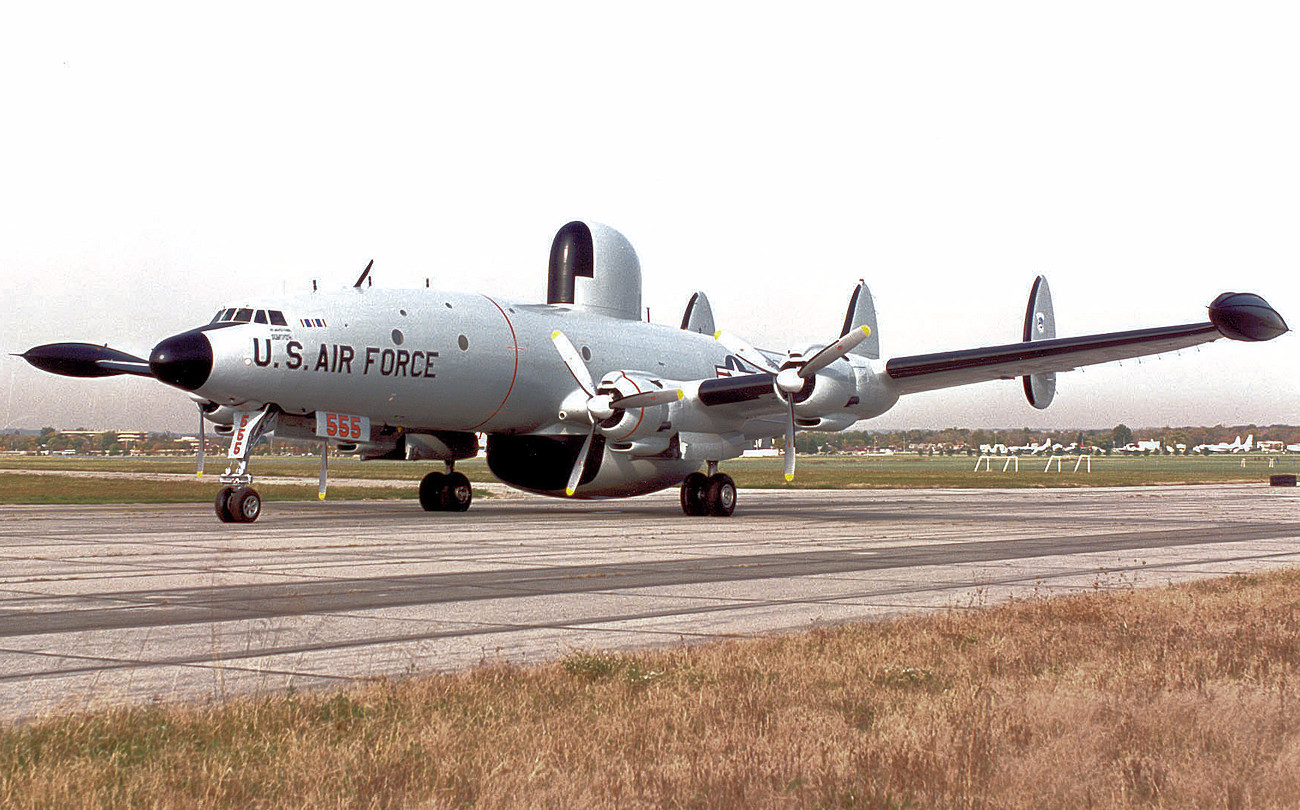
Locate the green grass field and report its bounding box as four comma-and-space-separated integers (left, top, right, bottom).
0, 453, 1295, 504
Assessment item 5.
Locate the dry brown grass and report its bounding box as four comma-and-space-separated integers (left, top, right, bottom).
5, 570, 1300, 808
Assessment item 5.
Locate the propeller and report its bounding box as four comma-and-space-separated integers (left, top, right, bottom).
551, 330, 683, 496
774, 325, 872, 481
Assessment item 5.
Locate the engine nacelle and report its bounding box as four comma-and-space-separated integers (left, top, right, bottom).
784, 354, 858, 424
595, 371, 673, 443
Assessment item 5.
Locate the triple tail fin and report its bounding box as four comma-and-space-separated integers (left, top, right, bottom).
840, 281, 880, 359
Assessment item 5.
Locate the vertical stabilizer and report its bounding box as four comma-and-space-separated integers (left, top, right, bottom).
840, 281, 880, 359
680, 291, 716, 335
1022, 275, 1056, 409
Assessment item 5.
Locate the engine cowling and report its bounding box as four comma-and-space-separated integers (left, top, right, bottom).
782, 352, 858, 427
593, 371, 673, 443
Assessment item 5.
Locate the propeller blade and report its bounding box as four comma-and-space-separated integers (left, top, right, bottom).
784, 399, 797, 482
713, 331, 780, 373
565, 429, 595, 496
196, 405, 206, 478
551, 330, 596, 395
614, 388, 684, 410
799, 325, 871, 378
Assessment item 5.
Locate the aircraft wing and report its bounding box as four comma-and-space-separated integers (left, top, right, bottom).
882, 321, 1220, 395
884, 291, 1288, 396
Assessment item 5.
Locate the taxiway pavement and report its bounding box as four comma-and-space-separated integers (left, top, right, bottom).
1, 484, 1298, 722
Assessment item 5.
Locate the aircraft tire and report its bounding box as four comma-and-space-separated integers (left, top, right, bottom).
680, 472, 709, 516
419, 472, 447, 511
705, 473, 737, 517
231, 486, 261, 523
215, 486, 237, 523
441, 472, 473, 512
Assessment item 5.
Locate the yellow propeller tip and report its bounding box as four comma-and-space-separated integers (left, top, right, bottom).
861, 325, 871, 336
565, 488, 576, 497
551, 330, 561, 339
196, 472, 203, 478
676, 389, 685, 401
318, 493, 326, 500
784, 474, 795, 482
713, 331, 722, 340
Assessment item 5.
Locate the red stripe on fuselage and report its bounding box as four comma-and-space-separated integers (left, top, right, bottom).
469, 295, 519, 431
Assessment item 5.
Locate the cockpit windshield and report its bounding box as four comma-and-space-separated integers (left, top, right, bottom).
209, 308, 290, 326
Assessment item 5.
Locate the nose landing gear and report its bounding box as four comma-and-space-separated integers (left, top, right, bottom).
215, 485, 262, 523
213, 406, 277, 524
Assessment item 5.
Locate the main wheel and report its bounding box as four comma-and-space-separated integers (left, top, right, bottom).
680, 472, 709, 516
440, 472, 473, 512
230, 486, 262, 523
419, 472, 447, 511
215, 486, 237, 523
704, 473, 737, 517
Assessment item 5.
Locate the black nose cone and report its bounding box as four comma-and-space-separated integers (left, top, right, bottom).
150, 331, 213, 390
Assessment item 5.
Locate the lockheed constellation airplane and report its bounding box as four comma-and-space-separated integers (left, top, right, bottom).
20, 221, 1289, 523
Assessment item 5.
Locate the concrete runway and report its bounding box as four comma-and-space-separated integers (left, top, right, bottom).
2, 484, 1299, 722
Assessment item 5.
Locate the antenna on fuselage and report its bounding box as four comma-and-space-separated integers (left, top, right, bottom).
353, 259, 374, 289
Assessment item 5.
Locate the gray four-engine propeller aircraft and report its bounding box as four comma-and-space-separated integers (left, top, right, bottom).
20, 220, 1289, 523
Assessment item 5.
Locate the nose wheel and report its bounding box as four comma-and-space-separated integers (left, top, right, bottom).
215, 486, 262, 523
680, 472, 736, 517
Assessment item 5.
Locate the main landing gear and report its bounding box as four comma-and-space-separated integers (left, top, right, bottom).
419, 468, 473, 512
680, 469, 737, 517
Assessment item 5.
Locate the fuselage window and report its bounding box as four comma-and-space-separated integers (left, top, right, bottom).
234, 308, 254, 323
254, 310, 268, 324
268, 310, 288, 326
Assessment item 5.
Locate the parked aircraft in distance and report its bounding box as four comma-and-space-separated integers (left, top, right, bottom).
20, 221, 1290, 522
1010, 439, 1053, 455
1194, 434, 1255, 454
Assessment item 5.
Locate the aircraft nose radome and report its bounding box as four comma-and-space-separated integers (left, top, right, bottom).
149, 331, 213, 390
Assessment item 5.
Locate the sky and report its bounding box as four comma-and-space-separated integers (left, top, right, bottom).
2, 2, 1297, 434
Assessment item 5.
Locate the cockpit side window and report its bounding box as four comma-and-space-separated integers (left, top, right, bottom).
268, 310, 288, 326
220, 309, 236, 322
211, 310, 225, 324
234, 308, 253, 323
254, 310, 268, 324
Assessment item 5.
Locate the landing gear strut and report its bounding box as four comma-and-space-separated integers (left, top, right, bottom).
680, 471, 736, 517
419, 468, 473, 512
214, 406, 277, 524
